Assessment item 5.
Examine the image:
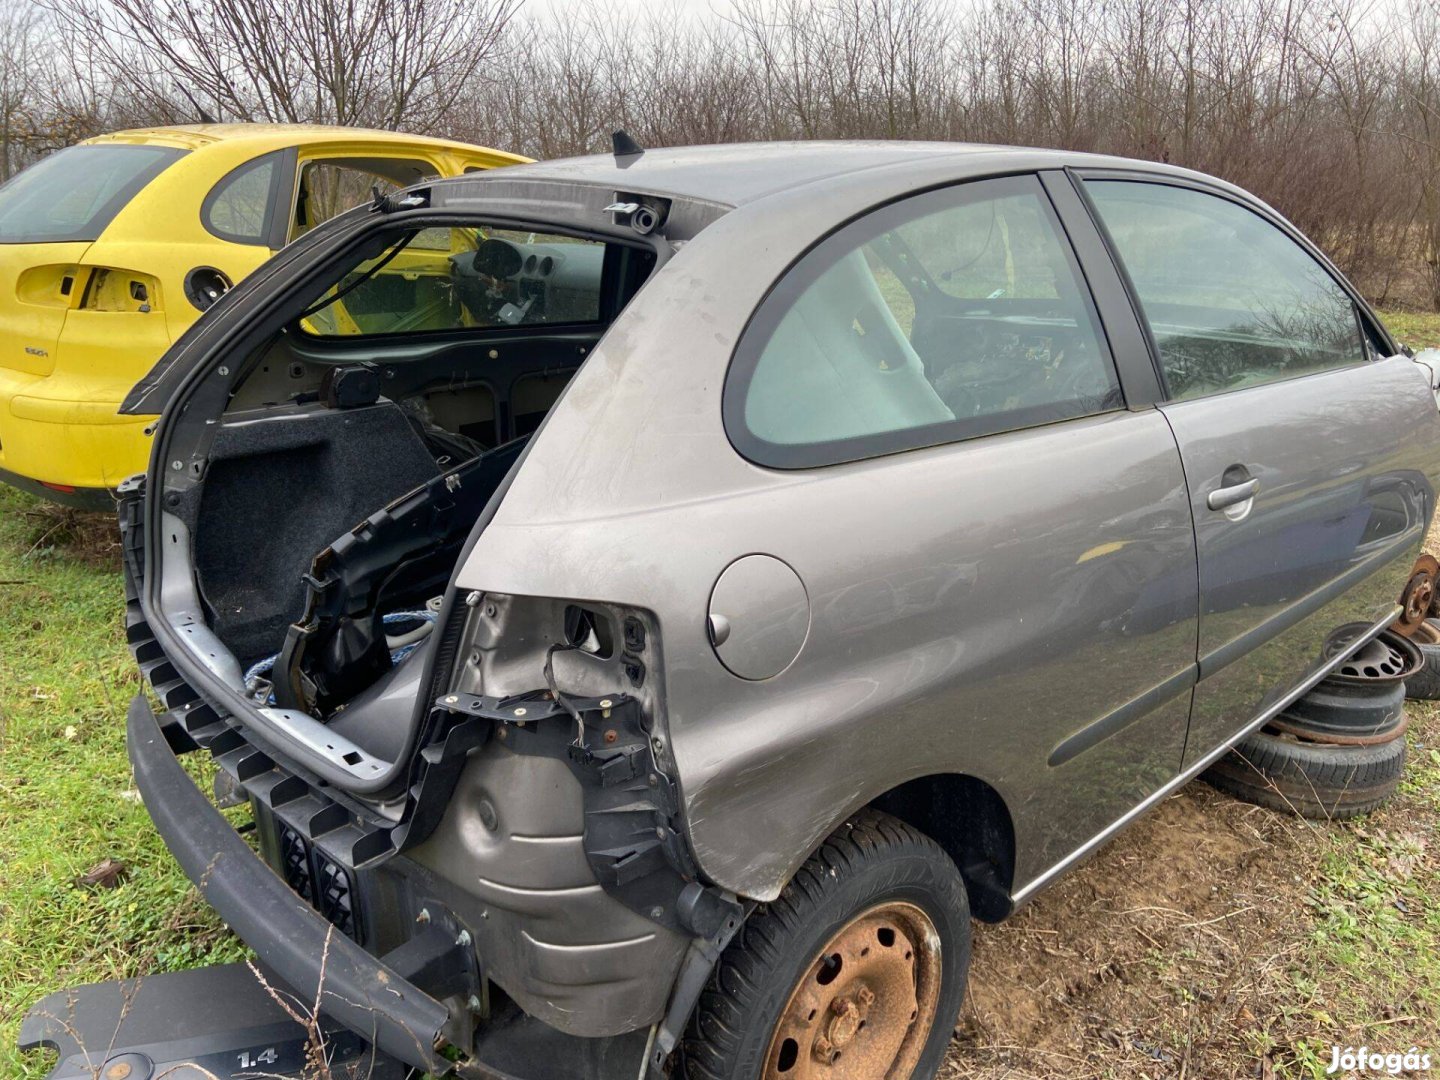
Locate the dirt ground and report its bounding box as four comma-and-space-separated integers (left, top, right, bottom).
941, 783, 1304, 1078
939, 747, 1438, 1080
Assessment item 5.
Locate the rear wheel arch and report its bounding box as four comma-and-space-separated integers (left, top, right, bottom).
867, 772, 1017, 922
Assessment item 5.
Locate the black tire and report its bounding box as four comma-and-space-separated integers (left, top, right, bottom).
1202, 727, 1406, 820
682, 809, 970, 1080
1280, 680, 1405, 738
1404, 648, 1440, 701
1404, 623, 1440, 700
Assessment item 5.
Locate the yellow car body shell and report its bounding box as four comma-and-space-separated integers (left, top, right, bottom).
0, 124, 528, 503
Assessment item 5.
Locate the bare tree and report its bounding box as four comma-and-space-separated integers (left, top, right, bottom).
1397, 0, 1440, 309
48, 0, 521, 132
0, 0, 47, 178
13, 0, 1440, 309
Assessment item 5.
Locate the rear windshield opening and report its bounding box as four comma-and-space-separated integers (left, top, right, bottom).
0, 144, 187, 244
168, 218, 657, 762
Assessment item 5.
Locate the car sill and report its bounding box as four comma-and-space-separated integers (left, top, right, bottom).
1010, 602, 1402, 907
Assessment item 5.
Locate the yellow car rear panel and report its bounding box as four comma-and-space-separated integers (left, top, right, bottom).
0, 125, 528, 497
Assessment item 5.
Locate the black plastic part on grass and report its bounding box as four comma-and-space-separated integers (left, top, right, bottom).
124, 694, 454, 1075
18, 962, 407, 1079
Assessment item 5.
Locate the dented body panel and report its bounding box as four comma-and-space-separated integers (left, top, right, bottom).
439, 147, 1440, 901
103, 142, 1440, 1070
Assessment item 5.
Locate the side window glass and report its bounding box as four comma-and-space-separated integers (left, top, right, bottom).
300, 227, 609, 337
728, 175, 1121, 468
202, 151, 282, 246
1085, 181, 1365, 401
292, 158, 436, 240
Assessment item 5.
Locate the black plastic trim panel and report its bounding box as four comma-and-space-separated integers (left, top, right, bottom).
126, 694, 453, 1074
0, 466, 116, 512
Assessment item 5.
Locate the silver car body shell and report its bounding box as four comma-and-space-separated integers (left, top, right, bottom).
117, 141, 1440, 1048
428, 144, 1440, 902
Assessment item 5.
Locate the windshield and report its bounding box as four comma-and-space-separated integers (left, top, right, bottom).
0, 144, 187, 244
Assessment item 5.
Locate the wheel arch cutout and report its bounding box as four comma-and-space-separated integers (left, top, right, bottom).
867, 773, 1017, 923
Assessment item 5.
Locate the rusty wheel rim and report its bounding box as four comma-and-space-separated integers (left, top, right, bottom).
1396, 555, 1440, 636
762, 902, 942, 1080
1268, 711, 1409, 746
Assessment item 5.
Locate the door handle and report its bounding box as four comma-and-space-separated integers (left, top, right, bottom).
1207, 477, 1260, 511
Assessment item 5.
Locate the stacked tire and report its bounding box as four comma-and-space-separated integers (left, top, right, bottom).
1401, 619, 1440, 701
1202, 629, 1417, 820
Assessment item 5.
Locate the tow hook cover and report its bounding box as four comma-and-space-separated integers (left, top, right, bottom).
707, 554, 810, 680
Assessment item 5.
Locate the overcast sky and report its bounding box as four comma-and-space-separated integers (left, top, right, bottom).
525, 0, 1405, 27
526, 0, 736, 19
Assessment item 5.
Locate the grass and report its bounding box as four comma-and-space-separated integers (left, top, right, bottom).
3, 312, 1440, 1078
1280, 724, 1440, 1074
1379, 309, 1440, 351
0, 487, 245, 1078
1278, 717, 1440, 1075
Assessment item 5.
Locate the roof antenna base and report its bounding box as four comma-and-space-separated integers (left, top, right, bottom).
612, 130, 645, 159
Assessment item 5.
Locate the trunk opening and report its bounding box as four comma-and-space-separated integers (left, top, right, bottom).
152, 217, 659, 786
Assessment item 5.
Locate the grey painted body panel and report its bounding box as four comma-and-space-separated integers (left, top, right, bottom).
1009, 596, 1404, 903
460, 405, 1198, 898
133, 142, 1440, 1045
481, 141, 1018, 209
1165, 358, 1439, 763
448, 156, 1209, 897
465, 140, 1253, 218
707, 554, 811, 680
439, 149, 1440, 901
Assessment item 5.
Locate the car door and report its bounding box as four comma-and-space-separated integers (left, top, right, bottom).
1081, 176, 1437, 764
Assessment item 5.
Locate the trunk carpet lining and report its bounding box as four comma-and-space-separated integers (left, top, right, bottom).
192, 401, 441, 664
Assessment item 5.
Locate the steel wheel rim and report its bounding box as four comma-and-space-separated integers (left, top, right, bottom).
762, 901, 943, 1080
1321, 626, 1424, 685
1333, 633, 1422, 682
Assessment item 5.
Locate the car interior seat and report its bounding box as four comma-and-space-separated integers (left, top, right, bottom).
745, 247, 954, 445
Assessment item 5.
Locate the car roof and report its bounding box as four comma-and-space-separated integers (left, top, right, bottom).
83, 123, 529, 162
479, 140, 1196, 210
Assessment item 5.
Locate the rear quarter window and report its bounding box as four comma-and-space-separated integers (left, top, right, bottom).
725, 174, 1122, 469
203, 151, 287, 246
0, 144, 186, 243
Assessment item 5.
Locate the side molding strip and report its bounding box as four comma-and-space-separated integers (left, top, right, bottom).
1012, 604, 1401, 906
1047, 664, 1198, 768
1198, 529, 1421, 679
